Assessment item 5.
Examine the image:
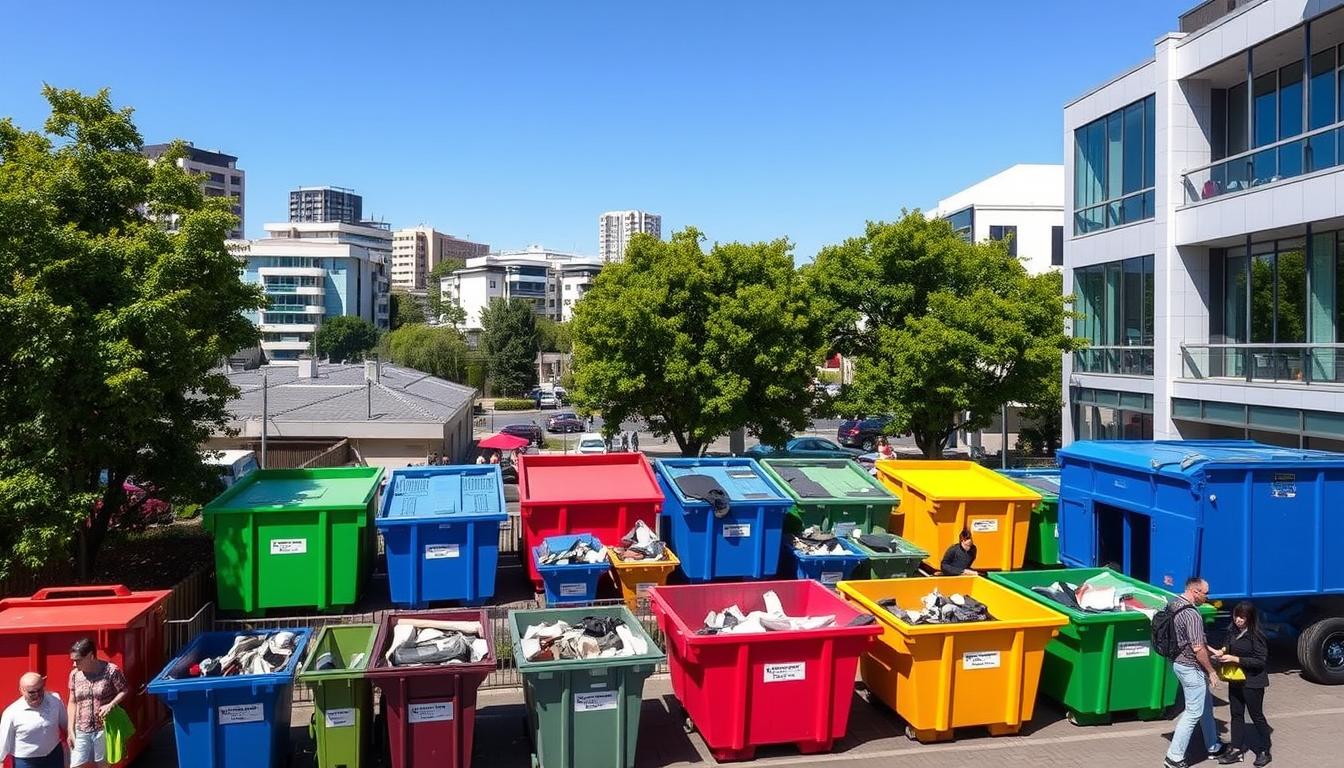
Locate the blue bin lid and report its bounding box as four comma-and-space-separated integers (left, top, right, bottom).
377, 465, 507, 524
656, 458, 790, 504
1059, 440, 1344, 478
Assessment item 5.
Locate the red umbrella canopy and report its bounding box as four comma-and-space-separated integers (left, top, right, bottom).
478, 433, 531, 450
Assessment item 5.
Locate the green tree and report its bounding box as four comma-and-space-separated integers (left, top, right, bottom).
480, 299, 539, 396
1018, 271, 1067, 456
426, 258, 465, 322
390, 290, 426, 330
572, 228, 823, 456
0, 87, 266, 577
806, 213, 1079, 458
537, 318, 573, 353
383, 324, 469, 382
315, 315, 380, 363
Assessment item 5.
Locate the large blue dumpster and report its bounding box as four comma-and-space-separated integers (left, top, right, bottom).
655, 458, 794, 582
377, 465, 508, 608
1056, 440, 1344, 684
148, 629, 312, 768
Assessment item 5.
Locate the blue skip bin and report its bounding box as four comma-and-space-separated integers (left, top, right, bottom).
786, 536, 867, 587
148, 629, 312, 768
533, 533, 611, 605
655, 458, 794, 582
377, 465, 508, 608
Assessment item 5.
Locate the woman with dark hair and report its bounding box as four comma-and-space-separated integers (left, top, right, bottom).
1213, 602, 1272, 766
67, 639, 128, 768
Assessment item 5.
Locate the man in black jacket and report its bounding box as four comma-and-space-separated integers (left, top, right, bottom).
940, 530, 979, 576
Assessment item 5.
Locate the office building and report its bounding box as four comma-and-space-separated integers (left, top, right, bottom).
141, 143, 245, 239
289, 186, 363, 224
1064, 0, 1344, 451
240, 221, 392, 363
929, 164, 1065, 274
390, 227, 490, 292
599, 210, 662, 262
440, 245, 603, 329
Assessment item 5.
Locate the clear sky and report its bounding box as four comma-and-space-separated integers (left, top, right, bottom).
1, 1, 1182, 261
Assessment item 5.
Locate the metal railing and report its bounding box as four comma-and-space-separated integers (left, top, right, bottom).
1181, 122, 1344, 205
1180, 342, 1344, 384
1073, 345, 1155, 376
1179, 0, 1257, 33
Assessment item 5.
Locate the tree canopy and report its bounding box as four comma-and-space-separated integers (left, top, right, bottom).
0, 87, 266, 576
572, 228, 823, 456
805, 213, 1078, 457
537, 318, 573, 353
389, 290, 426, 330
426, 258, 465, 323
480, 298, 538, 396
382, 323, 469, 383
315, 315, 380, 363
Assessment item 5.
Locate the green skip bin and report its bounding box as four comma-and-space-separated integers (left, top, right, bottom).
987, 568, 1214, 725
297, 624, 378, 768
760, 458, 900, 535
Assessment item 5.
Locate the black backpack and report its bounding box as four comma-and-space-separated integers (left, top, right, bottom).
1152, 602, 1195, 659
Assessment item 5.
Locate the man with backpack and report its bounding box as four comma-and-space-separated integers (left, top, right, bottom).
1160, 576, 1226, 768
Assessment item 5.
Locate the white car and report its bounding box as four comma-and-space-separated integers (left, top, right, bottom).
538, 392, 559, 409
576, 433, 608, 454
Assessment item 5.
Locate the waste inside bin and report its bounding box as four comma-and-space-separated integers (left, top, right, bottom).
297, 624, 377, 767
203, 467, 384, 614
510, 604, 664, 768
996, 469, 1061, 567
148, 628, 312, 768
519, 454, 663, 590
648, 580, 881, 761
654, 457, 793, 582
377, 465, 508, 608
837, 576, 1066, 743
0, 585, 170, 767
785, 528, 867, 587
844, 531, 928, 579
988, 568, 1215, 724
533, 533, 610, 605
367, 609, 494, 768
873, 460, 1039, 571
760, 458, 900, 535
607, 521, 679, 609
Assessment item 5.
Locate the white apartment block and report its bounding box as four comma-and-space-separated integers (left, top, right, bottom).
1064, 0, 1344, 451
929, 164, 1065, 274
440, 246, 603, 329
142, 143, 245, 239
599, 210, 662, 263
241, 222, 392, 363
390, 227, 489, 292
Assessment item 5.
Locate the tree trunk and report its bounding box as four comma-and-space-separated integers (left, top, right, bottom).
914, 429, 946, 459
77, 471, 127, 580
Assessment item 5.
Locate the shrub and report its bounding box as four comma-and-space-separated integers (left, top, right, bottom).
493, 398, 536, 411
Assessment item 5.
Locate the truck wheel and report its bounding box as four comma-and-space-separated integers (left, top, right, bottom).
1298, 616, 1344, 685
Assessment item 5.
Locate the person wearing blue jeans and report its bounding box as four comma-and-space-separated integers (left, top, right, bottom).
1166, 577, 1226, 768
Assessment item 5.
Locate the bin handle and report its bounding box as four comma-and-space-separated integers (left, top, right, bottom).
31, 585, 132, 600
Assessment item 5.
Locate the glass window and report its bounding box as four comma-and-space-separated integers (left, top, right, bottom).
1123, 102, 1145, 194
1107, 112, 1124, 200
1251, 250, 1275, 344
1277, 240, 1307, 344
1279, 61, 1304, 140
1073, 97, 1155, 234
947, 208, 973, 241
1254, 72, 1277, 148
1051, 226, 1064, 267
1144, 96, 1156, 187
1311, 49, 1336, 130
1228, 82, 1249, 156
989, 225, 1017, 256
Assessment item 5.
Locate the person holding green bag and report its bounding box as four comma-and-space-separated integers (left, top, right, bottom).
1213, 602, 1272, 766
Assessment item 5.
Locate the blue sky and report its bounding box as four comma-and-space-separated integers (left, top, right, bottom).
1, 1, 1179, 261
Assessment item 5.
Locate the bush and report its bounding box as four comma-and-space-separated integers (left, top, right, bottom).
493, 398, 536, 411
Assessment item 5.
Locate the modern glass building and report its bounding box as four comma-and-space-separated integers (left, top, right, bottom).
1065, 0, 1344, 450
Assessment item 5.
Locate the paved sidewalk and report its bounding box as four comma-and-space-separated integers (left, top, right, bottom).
137, 667, 1344, 766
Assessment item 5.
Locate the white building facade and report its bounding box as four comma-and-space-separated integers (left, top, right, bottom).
930, 164, 1065, 274
440, 246, 602, 329
390, 227, 489, 292
241, 222, 392, 363
142, 144, 245, 239
599, 210, 661, 263
1064, 0, 1344, 451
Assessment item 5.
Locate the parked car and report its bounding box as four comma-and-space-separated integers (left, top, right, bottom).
576, 432, 608, 454
546, 412, 584, 432
837, 414, 894, 450
745, 437, 863, 460
203, 449, 259, 490
501, 422, 544, 445
538, 392, 559, 409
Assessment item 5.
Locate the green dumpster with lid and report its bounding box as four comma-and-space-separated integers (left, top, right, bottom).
760, 458, 900, 535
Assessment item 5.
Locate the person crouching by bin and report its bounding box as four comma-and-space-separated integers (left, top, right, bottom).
940, 530, 979, 576
68, 639, 128, 768
0, 673, 67, 768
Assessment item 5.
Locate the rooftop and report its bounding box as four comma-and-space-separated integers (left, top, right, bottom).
929, 164, 1065, 217
224, 362, 477, 427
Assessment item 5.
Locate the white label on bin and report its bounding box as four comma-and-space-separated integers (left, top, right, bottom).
324, 708, 356, 728
970, 519, 998, 534
962, 651, 1001, 670
559, 583, 587, 597
270, 538, 307, 555
722, 523, 751, 538
574, 691, 619, 712
219, 703, 264, 725
425, 543, 460, 560
763, 662, 806, 683
408, 702, 454, 723
1117, 641, 1151, 659
820, 571, 843, 585
636, 582, 656, 595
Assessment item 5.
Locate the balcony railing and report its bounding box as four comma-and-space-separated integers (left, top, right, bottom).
1073, 345, 1155, 376
1179, 0, 1256, 34
1181, 120, 1344, 204
1180, 342, 1344, 384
